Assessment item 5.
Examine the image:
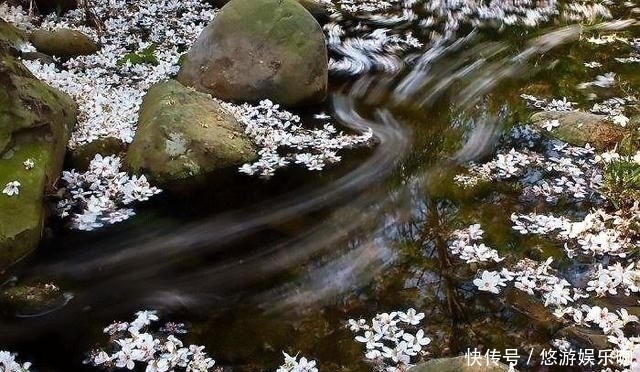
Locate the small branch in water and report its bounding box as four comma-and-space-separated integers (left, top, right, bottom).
80, 0, 105, 34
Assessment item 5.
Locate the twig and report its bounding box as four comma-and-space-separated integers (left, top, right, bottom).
81, 0, 105, 34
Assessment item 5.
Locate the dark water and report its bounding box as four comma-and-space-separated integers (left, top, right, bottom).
2, 2, 639, 372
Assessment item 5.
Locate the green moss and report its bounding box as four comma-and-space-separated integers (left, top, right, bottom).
117, 43, 159, 67
126, 79, 257, 184
0, 142, 49, 268
0, 19, 27, 48
177, 52, 188, 67
0, 282, 66, 316
0, 48, 76, 269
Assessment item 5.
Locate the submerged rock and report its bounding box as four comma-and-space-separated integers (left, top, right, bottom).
29, 28, 99, 59
0, 282, 70, 316
178, 0, 328, 107
555, 325, 609, 351
530, 111, 627, 151
409, 356, 519, 372
504, 288, 562, 333
0, 26, 77, 269
125, 79, 257, 184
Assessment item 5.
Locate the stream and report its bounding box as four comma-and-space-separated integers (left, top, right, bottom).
1, 1, 640, 371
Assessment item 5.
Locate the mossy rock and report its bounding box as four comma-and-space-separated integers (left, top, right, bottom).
70, 136, 126, 170
29, 28, 99, 59
178, 0, 328, 107
205, 0, 330, 21
0, 45, 77, 269
0, 19, 27, 49
0, 282, 69, 316
530, 111, 628, 151
409, 356, 519, 372
125, 79, 257, 184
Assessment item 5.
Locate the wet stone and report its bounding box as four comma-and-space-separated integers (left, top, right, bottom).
409, 356, 520, 372
0, 282, 71, 317
29, 28, 99, 59
178, 0, 328, 107
530, 111, 628, 152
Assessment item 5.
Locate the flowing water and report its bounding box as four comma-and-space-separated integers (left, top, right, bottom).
1, 1, 640, 371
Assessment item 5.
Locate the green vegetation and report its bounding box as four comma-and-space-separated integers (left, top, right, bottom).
116, 43, 159, 67
603, 159, 640, 207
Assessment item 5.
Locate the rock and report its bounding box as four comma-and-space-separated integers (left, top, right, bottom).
178, 0, 328, 107
530, 111, 627, 151
0, 28, 77, 269
0, 19, 27, 49
0, 282, 70, 316
70, 136, 126, 170
555, 326, 609, 351
505, 288, 561, 333
125, 79, 257, 184
29, 28, 99, 59
409, 356, 519, 372
20, 51, 56, 65
205, 0, 330, 22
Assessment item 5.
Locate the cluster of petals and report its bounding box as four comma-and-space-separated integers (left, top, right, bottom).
511, 210, 632, 258
220, 99, 373, 177
0, 351, 32, 372
472, 257, 583, 308
448, 224, 504, 263
457, 126, 605, 205
586, 263, 640, 297
89, 310, 215, 372
12, 0, 216, 147
348, 309, 431, 372
56, 154, 161, 230
277, 352, 319, 372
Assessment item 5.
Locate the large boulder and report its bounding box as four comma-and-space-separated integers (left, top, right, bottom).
0, 22, 77, 269
409, 356, 519, 372
530, 111, 628, 151
125, 80, 257, 184
29, 28, 99, 59
205, 0, 331, 22
177, 0, 328, 107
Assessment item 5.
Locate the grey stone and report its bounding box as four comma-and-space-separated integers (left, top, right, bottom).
178, 0, 328, 107
530, 111, 627, 151
125, 79, 257, 184
29, 28, 99, 58
409, 356, 519, 372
